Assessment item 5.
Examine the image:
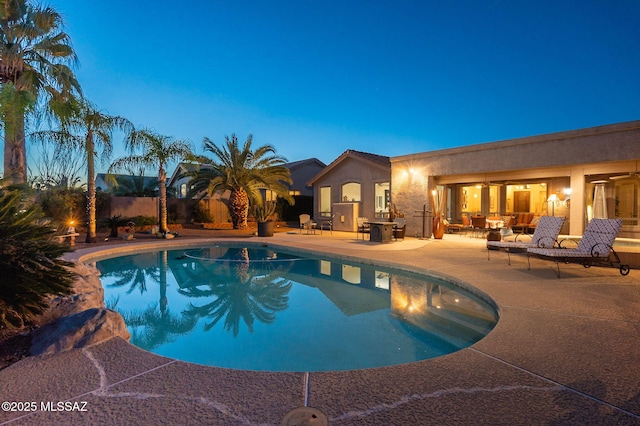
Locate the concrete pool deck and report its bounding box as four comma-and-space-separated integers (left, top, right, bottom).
1, 230, 639, 425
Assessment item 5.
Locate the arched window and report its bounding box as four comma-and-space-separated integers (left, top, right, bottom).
342, 182, 361, 202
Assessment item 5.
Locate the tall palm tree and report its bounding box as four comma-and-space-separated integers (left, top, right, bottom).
0, 0, 81, 185
187, 134, 293, 229
109, 128, 192, 233
32, 100, 133, 243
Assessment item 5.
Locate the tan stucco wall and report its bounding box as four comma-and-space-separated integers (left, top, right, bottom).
312, 156, 390, 221
110, 196, 158, 219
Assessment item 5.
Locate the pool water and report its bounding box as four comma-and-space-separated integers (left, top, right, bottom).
95, 243, 498, 372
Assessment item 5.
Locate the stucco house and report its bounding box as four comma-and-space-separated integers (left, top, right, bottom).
307, 150, 391, 232
391, 120, 640, 239
283, 158, 326, 197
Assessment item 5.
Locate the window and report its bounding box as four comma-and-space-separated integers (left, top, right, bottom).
615, 178, 639, 226
342, 182, 361, 202
180, 183, 187, 198
374, 182, 390, 217
320, 186, 331, 217
460, 185, 482, 213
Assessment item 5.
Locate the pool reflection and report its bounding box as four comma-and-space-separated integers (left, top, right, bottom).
96, 245, 497, 371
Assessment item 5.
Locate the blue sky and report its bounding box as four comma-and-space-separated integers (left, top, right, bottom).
48, 0, 640, 171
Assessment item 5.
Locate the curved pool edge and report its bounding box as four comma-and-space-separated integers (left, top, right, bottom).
91, 239, 499, 372
25, 233, 637, 423
70, 237, 502, 320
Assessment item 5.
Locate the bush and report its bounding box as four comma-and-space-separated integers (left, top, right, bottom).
37, 187, 85, 228
102, 215, 130, 238
129, 215, 157, 227
167, 204, 178, 224
0, 189, 76, 334
193, 201, 214, 223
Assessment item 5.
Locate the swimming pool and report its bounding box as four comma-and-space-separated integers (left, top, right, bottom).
95, 243, 498, 372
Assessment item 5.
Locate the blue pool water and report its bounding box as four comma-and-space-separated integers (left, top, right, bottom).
95, 243, 498, 372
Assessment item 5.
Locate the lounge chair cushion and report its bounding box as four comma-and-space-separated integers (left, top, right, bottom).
487, 216, 565, 250
528, 218, 622, 258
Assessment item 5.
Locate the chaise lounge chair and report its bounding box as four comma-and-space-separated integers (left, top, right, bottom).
526, 218, 630, 278
487, 216, 565, 265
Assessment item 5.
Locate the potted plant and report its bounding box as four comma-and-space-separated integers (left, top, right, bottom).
254, 201, 277, 237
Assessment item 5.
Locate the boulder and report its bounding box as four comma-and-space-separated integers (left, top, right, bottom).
31, 308, 130, 356
40, 263, 105, 325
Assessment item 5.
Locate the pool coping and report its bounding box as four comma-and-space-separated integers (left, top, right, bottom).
2, 231, 639, 424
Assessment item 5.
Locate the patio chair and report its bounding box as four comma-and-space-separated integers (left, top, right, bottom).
470, 215, 488, 238
527, 218, 630, 278
446, 214, 471, 234
299, 214, 317, 234
393, 218, 406, 241
319, 215, 334, 235
356, 217, 370, 240
487, 216, 565, 265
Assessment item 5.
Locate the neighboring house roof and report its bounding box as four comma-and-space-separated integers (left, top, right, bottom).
284, 158, 326, 193
285, 158, 326, 171
167, 162, 198, 188
307, 150, 390, 185
95, 173, 158, 192
167, 158, 326, 194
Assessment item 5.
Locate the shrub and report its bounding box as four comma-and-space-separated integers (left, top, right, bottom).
193, 201, 214, 223
252, 201, 277, 222
167, 204, 178, 224
102, 215, 130, 238
0, 189, 76, 334
129, 215, 157, 227
37, 187, 84, 227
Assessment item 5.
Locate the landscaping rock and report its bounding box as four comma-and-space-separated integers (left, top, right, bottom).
30, 308, 130, 356
40, 263, 105, 325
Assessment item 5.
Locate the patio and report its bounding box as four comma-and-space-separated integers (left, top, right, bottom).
1, 230, 639, 425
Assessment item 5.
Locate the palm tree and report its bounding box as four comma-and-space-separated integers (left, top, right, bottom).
109, 129, 192, 233
109, 172, 159, 197
0, 0, 81, 185
187, 134, 293, 229
32, 100, 133, 243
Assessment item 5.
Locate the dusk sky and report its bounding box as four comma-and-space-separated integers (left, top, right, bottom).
48, 0, 640, 172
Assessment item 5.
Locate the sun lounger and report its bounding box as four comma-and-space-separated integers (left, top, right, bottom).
526, 218, 630, 278
487, 216, 565, 265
